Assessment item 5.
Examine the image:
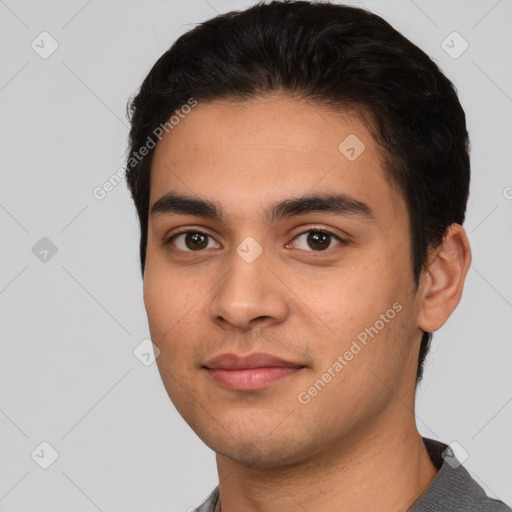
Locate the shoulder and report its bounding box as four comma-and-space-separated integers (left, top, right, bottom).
194, 486, 219, 512
409, 438, 511, 512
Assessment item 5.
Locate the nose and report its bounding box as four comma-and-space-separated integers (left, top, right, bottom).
208, 248, 289, 331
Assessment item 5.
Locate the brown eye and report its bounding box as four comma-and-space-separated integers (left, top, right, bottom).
170, 231, 219, 252
292, 230, 343, 251
185, 232, 208, 250
307, 231, 331, 250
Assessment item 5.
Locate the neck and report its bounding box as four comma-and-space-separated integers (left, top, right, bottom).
215, 406, 437, 512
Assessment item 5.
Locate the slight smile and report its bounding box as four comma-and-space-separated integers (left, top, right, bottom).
204, 353, 306, 391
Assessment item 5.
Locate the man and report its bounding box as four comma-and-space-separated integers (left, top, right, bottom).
125, 1, 511, 511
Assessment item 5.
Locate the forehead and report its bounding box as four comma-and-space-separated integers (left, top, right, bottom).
149, 93, 405, 224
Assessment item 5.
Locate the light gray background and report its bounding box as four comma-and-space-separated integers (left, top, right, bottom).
1, 0, 511, 510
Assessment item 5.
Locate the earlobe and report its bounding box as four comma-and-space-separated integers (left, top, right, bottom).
417, 223, 472, 333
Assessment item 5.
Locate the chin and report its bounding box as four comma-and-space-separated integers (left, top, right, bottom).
201, 428, 319, 469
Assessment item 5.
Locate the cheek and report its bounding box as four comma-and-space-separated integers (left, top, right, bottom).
301, 266, 395, 330
142, 254, 206, 354
144, 271, 205, 404
305, 254, 413, 358
143, 264, 208, 423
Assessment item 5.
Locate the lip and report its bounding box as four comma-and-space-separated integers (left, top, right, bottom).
204, 353, 305, 391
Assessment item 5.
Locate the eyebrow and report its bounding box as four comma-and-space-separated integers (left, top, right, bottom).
150, 191, 375, 223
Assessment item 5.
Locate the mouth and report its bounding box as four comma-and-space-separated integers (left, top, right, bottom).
203, 352, 306, 391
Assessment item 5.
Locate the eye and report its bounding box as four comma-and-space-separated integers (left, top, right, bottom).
290, 230, 344, 251
168, 231, 220, 252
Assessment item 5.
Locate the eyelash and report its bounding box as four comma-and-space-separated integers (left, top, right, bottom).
164, 227, 347, 254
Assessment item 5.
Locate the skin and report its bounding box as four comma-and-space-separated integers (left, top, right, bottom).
144, 92, 471, 512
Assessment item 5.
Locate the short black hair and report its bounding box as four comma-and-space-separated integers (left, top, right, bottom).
125, 0, 470, 383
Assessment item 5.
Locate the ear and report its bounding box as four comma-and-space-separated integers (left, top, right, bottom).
417, 223, 472, 333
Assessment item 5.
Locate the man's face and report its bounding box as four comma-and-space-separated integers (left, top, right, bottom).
144, 93, 424, 467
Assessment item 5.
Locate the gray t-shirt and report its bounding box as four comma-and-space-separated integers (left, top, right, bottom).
195, 438, 511, 511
